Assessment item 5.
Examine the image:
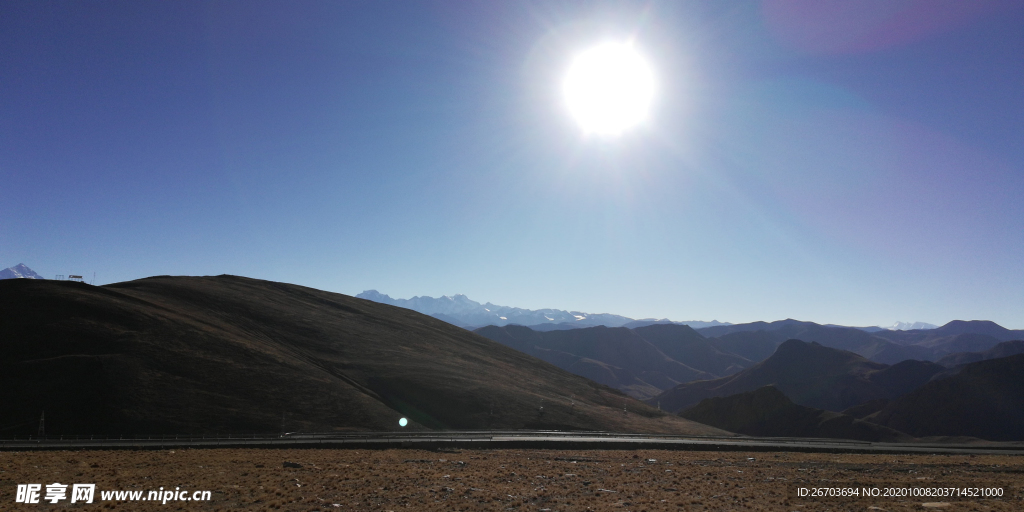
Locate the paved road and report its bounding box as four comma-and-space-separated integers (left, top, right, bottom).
3, 431, 1022, 455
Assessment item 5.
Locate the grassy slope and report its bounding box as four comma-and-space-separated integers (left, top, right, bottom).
0, 276, 726, 436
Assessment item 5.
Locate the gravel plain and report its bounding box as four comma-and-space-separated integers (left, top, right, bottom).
2, 448, 1021, 511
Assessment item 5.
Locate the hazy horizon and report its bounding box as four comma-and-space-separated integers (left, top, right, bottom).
354, 287, 951, 329
0, 264, 995, 330
3, 2, 1022, 328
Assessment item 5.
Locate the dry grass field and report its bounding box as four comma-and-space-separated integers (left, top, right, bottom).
0, 277, 723, 437
2, 448, 1021, 511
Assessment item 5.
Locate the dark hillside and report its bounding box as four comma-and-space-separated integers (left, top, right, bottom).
700, 320, 932, 364
937, 340, 1024, 368
874, 320, 1024, 345
652, 341, 889, 413
708, 330, 783, 362
0, 276, 725, 436
928, 320, 1023, 340
696, 319, 810, 338
680, 386, 911, 442
651, 341, 941, 414
474, 325, 667, 399
865, 360, 945, 398
841, 399, 890, 419
475, 325, 715, 399
871, 354, 1024, 441
632, 324, 752, 376
913, 333, 1003, 358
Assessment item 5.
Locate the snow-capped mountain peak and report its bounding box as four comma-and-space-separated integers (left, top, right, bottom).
0, 263, 45, 280
356, 289, 392, 302
887, 321, 938, 331
355, 290, 634, 328
354, 290, 734, 331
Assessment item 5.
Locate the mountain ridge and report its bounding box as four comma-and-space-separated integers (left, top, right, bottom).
936, 340, 1024, 368
474, 324, 719, 400
650, 340, 945, 413
356, 291, 1020, 336
0, 276, 723, 436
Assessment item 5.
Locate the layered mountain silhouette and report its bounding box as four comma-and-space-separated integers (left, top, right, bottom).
0, 276, 726, 436
677, 352, 1024, 442
474, 318, 1019, 403
474, 325, 722, 400
631, 324, 752, 377
891, 320, 1024, 341
474, 324, 759, 400
869, 354, 1024, 441
871, 321, 1024, 359
694, 319, 1021, 364
707, 330, 782, 363
937, 340, 1024, 368
680, 386, 911, 443
356, 290, 1020, 367
525, 319, 730, 332
5, 275, 1019, 441
651, 340, 945, 413
700, 320, 934, 364
622, 319, 731, 330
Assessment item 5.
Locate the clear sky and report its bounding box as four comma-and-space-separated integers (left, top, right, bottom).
3, 1, 1022, 328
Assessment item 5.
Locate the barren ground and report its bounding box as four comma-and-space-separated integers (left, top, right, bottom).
1, 448, 1021, 511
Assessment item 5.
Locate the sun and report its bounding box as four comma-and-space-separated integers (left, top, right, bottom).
563, 41, 656, 137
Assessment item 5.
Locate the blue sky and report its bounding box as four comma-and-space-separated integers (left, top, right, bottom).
2, 1, 1022, 328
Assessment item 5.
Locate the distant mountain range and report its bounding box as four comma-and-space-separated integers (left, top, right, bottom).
475, 324, 748, 400
696, 318, 1024, 364
472, 317, 1024, 441
674, 346, 1024, 441
888, 321, 939, 331
474, 319, 1023, 402
936, 340, 1024, 368
0, 263, 44, 280
652, 339, 946, 413
356, 290, 947, 333
355, 290, 731, 330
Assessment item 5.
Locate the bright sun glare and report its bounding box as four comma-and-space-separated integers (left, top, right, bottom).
563, 42, 655, 137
